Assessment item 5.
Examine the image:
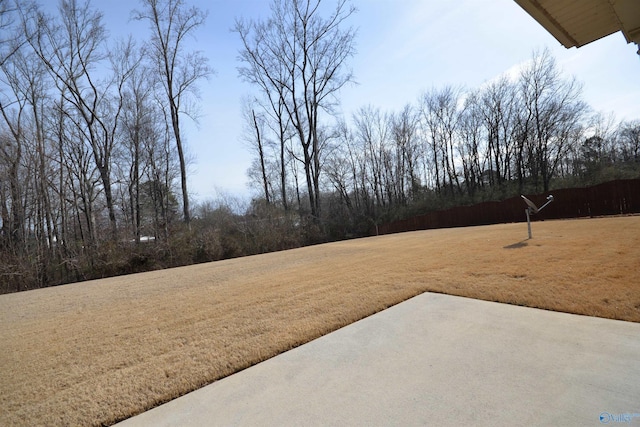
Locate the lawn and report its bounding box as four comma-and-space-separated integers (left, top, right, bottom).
1, 216, 639, 426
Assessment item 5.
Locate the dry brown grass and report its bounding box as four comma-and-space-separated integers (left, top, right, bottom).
1, 216, 639, 426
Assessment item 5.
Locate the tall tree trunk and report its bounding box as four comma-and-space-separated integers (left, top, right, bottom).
168, 101, 190, 224
252, 109, 270, 204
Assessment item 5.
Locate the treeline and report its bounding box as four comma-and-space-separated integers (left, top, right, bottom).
1, 0, 639, 293
0, 0, 344, 293
0, 0, 215, 293
245, 48, 640, 237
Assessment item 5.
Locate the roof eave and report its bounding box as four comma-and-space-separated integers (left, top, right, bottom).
514, 0, 580, 47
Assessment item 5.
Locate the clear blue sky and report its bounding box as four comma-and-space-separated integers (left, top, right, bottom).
83, 0, 640, 201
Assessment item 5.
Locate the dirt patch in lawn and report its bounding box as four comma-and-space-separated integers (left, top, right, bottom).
1, 216, 639, 426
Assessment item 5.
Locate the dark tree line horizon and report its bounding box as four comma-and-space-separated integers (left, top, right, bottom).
1, 0, 638, 294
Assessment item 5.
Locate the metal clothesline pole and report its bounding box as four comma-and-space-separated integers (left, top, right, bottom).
521, 194, 554, 240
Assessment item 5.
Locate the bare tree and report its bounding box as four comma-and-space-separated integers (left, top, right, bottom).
115, 43, 147, 242
25, 0, 132, 238
143, 90, 181, 239
457, 90, 486, 195
133, 0, 212, 225
480, 77, 518, 187
390, 104, 420, 204
236, 0, 356, 221
420, 86, 463, 195
0, 0, 28, 68
352, 105, 390, 209
240, 100, 272, 204
618, 120, 640, 163
236, 15, 294, 211
518, 49, 587, 191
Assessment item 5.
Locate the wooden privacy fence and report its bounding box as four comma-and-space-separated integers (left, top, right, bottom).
376, 178, 640, 235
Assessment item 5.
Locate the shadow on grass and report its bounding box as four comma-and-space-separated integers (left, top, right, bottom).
503, 240, 529, 249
